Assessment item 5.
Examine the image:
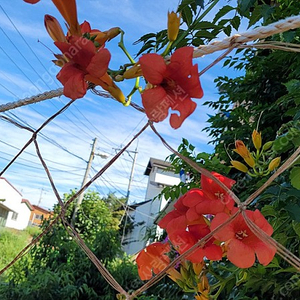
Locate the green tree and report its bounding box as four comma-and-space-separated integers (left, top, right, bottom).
0, 190, 141, 300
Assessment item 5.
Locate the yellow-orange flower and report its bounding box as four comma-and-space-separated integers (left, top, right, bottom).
167, 11, 180, 42
104, 27, 121, 41
252, 130, 262, 150
193, 261, 204, 276
234, 140, 255, 168
167, 268, 183, 282
230, 160, 248, 173
52, 0, 81, 36
85, 73, 126, 104
268, 157, 281, 171
196, 275, 210, 300
44, 15, 66, 42
123, 63, 143, 79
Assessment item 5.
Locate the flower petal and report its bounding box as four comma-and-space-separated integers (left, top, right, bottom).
227, 239, 256, 268
204, 244, 223, 261
142, 87, 169, 123
196, 199, 228, 215
182, 189, 205, 207
253, 241, 276, 266
210, 212, 235, 241
169, 96, 197, 129
136, 242, 170, 280
23, 0, 40, 3
139, 53, 166, 85
186, 207, 201, 222
56, 63, 87, 100
158, 210, 182, 229
166, 215, 187, 234
86, 48, 111, 78
169, 46, 194, 78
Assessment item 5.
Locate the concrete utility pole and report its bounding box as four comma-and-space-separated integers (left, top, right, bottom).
71, 138, 97, 226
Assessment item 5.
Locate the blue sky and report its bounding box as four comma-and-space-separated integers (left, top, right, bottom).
0, 0, 243, 209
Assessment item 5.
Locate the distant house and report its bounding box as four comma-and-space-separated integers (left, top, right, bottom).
0, 177, 33, 230
123, 158, 180, 255
29, 205, 52, 226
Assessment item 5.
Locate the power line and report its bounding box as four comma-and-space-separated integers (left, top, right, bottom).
0, 26, 52, 90
0, 114, 87, 163
0, 46, 43, 92
0, 4, 60, 88
0, 139, 85, 169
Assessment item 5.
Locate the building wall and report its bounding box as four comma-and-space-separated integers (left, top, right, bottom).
124, 161, 180, 255
30, 206, 52, 226
0, 178, 31, 230
5, 203, 31, 230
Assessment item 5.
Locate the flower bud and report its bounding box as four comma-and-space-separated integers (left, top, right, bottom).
123, 63, 143, 79
107, 84, 126, 104
104, 27, 121, 41
234, 140, 255, 168
167, 268, 183, 282
231, 161, 249, 173
252, 129, 262, 150
167, 11, 180, 42
192, 261, 204, 276
44, 15, 66, 42
268, 157, 281, 171
262, 141, 273, 151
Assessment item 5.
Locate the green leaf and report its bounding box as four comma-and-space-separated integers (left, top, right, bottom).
181, 6, 193, 26
231, 16, 241, 31
285, 203, 300, 221
261, 4, 275, 23
284, 79, 300, 94
193, 21, 216, 30
290, 167, 300, 190
292, 221, 300, 238
195, 30, 216, 39
213, 5, 235, 23
261, 205, 277, 217
238, 0, 255, 15
248, 5, 263, 28
182, 138, 189, 146
223, 25, 232, 36
195, 0, 204, 9
283, 31, 297, 43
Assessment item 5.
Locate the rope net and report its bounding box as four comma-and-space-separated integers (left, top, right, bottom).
0, 5, 300, 300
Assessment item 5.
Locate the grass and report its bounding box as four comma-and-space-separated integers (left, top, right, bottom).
0, 226, 41, 270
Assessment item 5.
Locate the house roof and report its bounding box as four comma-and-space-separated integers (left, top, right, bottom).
128, 199, 152, 210
0, 177, 22, 197
32, 204, 52, 214
22, 199, 34, 211
0, 202, 16, 213
144, 158, 172, 176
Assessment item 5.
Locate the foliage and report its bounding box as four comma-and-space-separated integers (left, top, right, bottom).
0, 228, 33, 270
152, 0, 300, 299
0, 191, 139, 299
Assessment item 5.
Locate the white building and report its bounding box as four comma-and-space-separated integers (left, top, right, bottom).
0, 177, 33, 230
123, 158, 180, 255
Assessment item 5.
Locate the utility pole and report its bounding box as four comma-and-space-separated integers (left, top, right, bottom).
71, 138, 97, 226
37, 188, 44, 206
126, 146, 138, 202
121, 145, 138, 246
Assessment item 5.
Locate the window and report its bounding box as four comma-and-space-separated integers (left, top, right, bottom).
35, 214, 43, 220
11, 212, 18, 221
